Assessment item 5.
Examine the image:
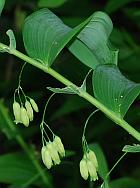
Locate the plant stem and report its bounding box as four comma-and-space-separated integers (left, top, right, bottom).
0, 42, 140, 141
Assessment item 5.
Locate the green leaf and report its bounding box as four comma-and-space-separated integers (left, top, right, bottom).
23, 8, 92, 67
0, 0, 5, 15
110, 177, 140, 188
47, 69, 92, 94
93, 64, 140, 118
80, 69, 92, 92
47, 86, 76, 94
68, 39, 99, 69
89, 143, 109, 180
122, 144, 140, 153
38, 0, 66, 8
0, 152, 38, 185
69, 11, 118, 69
105, 0, 133, 13
6, 29, 16, 50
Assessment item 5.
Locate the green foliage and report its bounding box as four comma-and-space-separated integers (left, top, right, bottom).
47, 86, 76, 94
0, 0, 5, 15
47, 70, 91, 94
105, 0, 133, 13
23, 9, 118, 70
93, 64, 140, 118
38, 0, 66, 8
69, 11, 118, 69
6, 29, 16, 50
110, 178, 140, 188
23, 8, 92, 67
122, 144, 140, 153
0, 100, 16, 139
0, 152, 37, 185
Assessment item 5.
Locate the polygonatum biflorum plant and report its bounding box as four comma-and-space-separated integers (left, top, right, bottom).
1, 0, 140, 187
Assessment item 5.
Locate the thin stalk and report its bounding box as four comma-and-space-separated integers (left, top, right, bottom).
82, 109, 99, 153
0, 42, 140, 141
83, 109, 99, 139
42, 93, 55, 123
18, 62, 26, 87
106, 152, 127, 178
101, 152, 127, 187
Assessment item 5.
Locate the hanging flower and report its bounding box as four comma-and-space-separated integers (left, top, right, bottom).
41, 136, 65, 169
80, 149, 98, 181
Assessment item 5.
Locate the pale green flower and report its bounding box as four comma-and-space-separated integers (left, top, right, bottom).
53, 136, 65, 157
25, 100, 34, 121
80, 159, 89, 180
30, 98, 39, 113
47, 142, 61, 165
41, 146, 53, 169
20, 107, 29, 127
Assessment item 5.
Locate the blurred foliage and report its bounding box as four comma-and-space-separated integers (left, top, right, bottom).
0, 0, 140, 188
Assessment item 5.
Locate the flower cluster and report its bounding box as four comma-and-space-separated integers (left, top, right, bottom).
80, 149, 98, 181
13, 98, 39, 127
41, 136, 65, 169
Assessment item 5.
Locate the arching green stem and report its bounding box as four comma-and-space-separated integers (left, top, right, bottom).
0, 42, 140, 141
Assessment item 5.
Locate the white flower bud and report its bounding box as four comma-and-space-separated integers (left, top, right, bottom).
13, 101, 21, 123
20, 107, 29, 127
47, 142, 60, 165
53, 136, 65, 157
25, 101, 34, 121
41, 146, 53, 169
80, 159, 89, 180
30, 98, 39, 113
87, 160, 98, 181
87, 150, 98, 170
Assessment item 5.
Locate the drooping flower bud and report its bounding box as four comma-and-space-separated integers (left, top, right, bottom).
87, 160, 98, 181
53, 136, 65, 157
87, 150, 98, 170
20, 107, 29, 127
47, 142, 60, 165
41, 146, 53, 169
13, 101, 21, 123
80, 159, 89, 180
30, 98, 39, 113
25, 101, 34, 121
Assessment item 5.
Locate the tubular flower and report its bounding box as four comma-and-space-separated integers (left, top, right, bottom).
25, 100, 34, 121
13, 101, 21, 123
47, 142, 61, 165
41, 136, 65, 169
53, 136, 65, 157
41, 146, 53, 169
87, 160, 98, 181
87, 149, 98, 170
80, 149, 98, 181
80, 159, 89, 180
20, 107, 29, 127
30, 98, 39, 113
